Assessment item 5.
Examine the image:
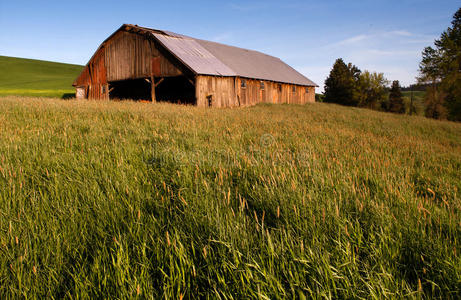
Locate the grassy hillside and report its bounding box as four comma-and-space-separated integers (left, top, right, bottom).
0, 56, 83, 98
0, 97, 460, 298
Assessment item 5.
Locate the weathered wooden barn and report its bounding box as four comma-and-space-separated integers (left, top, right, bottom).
73, 24, 317, 107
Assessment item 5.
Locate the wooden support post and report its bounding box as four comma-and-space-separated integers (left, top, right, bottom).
151, 76, 156, 103
106, 83, 110, 100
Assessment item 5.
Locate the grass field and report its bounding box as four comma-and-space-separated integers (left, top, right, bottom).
0, 96, 460, 298
0, 56, 83, 98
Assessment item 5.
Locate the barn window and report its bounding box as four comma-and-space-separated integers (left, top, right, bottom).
241, 79, 247, 88
292, 86, 296, 93
260, 81, 265, 90
277, 84, 282, 92
305, 87, 309, 93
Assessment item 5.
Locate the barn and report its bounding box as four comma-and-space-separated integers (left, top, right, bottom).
73, 24, 317, 107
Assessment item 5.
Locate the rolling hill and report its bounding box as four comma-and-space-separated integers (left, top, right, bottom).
0, 56, 83, 98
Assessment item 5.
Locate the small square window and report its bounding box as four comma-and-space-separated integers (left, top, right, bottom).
260, 81, 265, 90
305, 87, 309, 93
292, 86, 296, 93
241, 79, 247, 88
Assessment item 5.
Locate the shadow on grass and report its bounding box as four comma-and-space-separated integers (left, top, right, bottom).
61, 93, 75, 99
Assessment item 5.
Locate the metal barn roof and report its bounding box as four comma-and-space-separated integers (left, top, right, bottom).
152, 33, 236, 76
128, 25, 318, 87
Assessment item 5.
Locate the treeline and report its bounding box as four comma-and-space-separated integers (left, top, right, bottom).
418, 7, 461, 121
322, 58, 409, 115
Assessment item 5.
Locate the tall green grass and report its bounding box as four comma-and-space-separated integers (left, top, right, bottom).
0, 97, 460, 298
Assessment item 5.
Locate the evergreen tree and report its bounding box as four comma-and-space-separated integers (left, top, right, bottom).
425, 86, 448, 119
419, 7, 461, 121
324, 58, 361, 106
388, 80, 405, 113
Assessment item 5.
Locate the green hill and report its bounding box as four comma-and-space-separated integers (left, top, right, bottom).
0, 56, 83, 98
0, 97, 460, 298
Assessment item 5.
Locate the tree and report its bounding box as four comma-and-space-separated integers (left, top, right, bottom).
324, 58, 361, 106
388, 80, 405, 113
324, 59, 388, 110
419, 7, 461, 121
425, 86, 448, 119
355, 71, 388, 110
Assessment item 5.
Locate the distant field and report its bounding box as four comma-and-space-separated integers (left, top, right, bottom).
0, 97, 460, 298
402, 90, 426, 115
0, 56, 83, 98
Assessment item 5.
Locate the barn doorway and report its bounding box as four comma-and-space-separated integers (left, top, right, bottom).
109, 78, 151, 100
155, 76, 195, 105
108, 76, 195, 104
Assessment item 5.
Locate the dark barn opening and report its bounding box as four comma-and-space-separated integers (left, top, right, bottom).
156, 76, 196, 105
109, 78, 151, 100
108, 76, 195, 104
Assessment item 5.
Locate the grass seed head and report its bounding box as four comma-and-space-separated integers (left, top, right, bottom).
166, 231, 171, 246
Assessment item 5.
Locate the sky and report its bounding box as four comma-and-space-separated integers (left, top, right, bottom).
0, 0, 459, 91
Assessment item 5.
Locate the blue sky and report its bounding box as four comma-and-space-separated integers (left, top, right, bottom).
0, 0, 459, 91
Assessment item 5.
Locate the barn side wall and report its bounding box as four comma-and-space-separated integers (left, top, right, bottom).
195, 76, 238, 107
196, 75, 315, 107
237, 78, 315, 106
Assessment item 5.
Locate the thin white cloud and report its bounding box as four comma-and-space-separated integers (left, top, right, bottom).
328, 34, 369, 48
323, 30, 418, 49
367, 49, 419, 56
229, 3, 257, 12
386, 30, 413, 37
340, 34, 369, 44
299, 29, 433, 92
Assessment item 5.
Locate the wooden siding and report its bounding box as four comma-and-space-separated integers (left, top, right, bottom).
104, 31, 182, 82
74, 47, 108, 99
196, 75, 315, 107
74, 30, 185, 100
195, 76, 238, 107
237, 78, 315, 106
